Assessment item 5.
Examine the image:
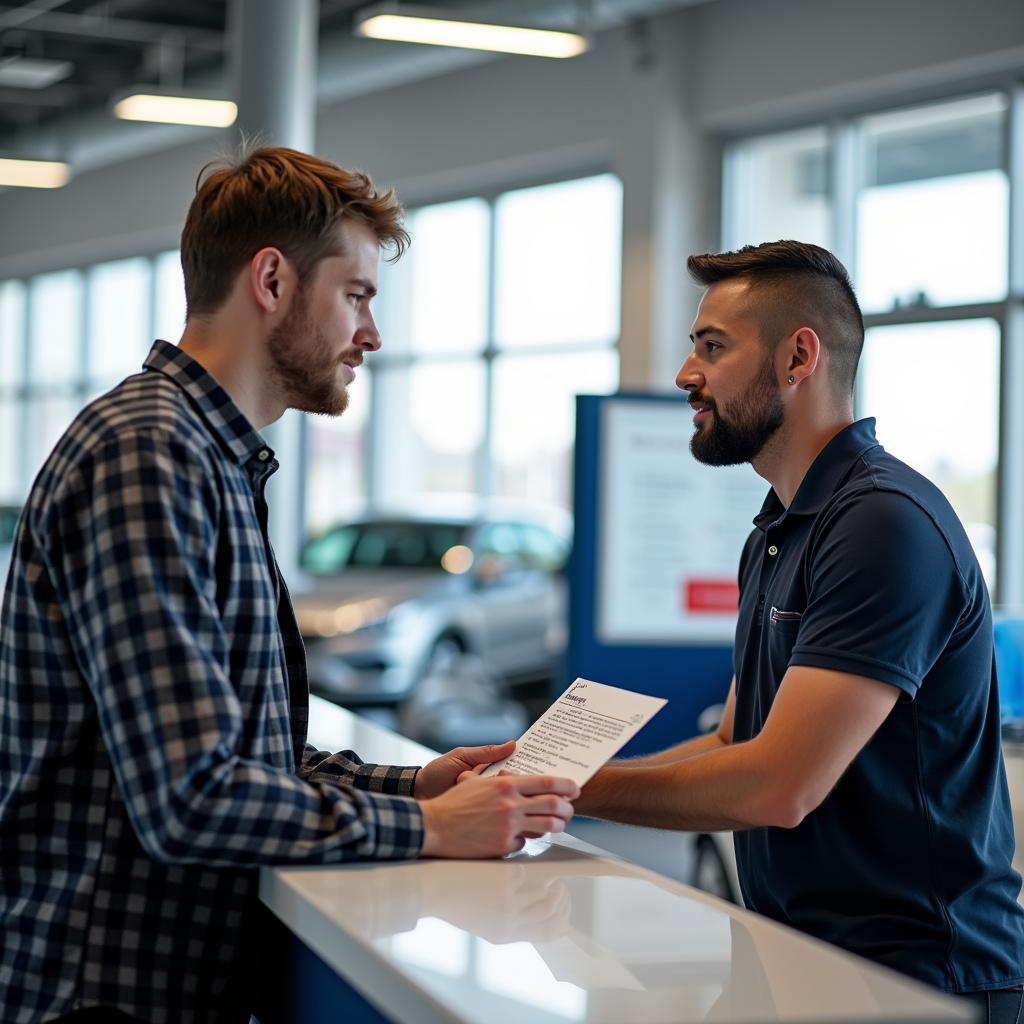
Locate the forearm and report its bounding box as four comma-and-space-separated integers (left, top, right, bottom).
615, 730, 727, 768
576, 738, 795, 832
131, 752, 425, 866
300, 743, 420, 796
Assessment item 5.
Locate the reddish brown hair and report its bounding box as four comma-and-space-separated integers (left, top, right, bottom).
180, 146, 409, 317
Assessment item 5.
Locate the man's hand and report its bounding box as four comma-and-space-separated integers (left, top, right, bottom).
414, 740, 516, 799
419, 774, 580, 858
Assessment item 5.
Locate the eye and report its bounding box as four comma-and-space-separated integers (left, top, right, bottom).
705, 341, 722, 353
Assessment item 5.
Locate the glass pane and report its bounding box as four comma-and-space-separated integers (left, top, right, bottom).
154, 250, 186, 342
725, 127, 831, 249
493, 349, 619, 510
0, 281, 25, 389
407, 199, 488, 355
859, 319, 999, 589
0, 399, 21, 502
88, 257, 151, 386
373, 199, 488, 358
305, 368, 371, 535
28, 271, 83, 386
375, 361, 484, 506
856, 95, 1008, 312
24, 395, 80, 482
495, 174, 622, 348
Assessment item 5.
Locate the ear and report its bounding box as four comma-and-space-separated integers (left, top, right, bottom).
782, 327, 821, 386
248, 247, 297, 315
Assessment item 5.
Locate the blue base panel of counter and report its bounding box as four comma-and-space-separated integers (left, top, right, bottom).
254, 903, 393, 1024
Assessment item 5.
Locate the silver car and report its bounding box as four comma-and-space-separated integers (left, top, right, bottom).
0, 504, 21, 589
293, 506, 571, 706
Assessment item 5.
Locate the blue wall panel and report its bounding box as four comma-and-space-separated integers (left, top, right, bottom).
564, 393, 734, 756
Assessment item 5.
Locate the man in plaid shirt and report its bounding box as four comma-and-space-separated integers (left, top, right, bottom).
0, 147, 579, 1024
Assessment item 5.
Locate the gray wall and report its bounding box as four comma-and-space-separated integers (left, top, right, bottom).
1, 0, 1022, 386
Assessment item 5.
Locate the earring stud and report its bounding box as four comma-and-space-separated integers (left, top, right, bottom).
787, 375, 796, 384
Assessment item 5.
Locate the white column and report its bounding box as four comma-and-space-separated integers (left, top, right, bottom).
615, 15, 717, 393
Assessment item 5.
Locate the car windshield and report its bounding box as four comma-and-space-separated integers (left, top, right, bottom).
0, 506, 20, 544
301, 520, 470, 574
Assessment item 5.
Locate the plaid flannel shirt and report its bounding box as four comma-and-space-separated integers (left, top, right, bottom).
0, 339, 425, 1024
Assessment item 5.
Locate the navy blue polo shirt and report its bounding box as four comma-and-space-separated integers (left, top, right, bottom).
732, 418, 1024, 992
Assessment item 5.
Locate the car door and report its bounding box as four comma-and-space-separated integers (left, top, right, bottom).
470, 521, 554, 676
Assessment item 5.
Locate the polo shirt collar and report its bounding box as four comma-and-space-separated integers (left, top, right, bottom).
143, 339, 275, 470
753, 418, 882, 530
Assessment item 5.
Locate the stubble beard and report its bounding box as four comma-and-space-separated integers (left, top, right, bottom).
689, 355, 785, 467
267, 290, 350, 417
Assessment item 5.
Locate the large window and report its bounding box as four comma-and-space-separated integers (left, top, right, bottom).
0, 281, 25, 502
0, 173, 623, 548
856, 95, 1008, 313
724, 126, 831, 251
724, 91, 1023, 601
306, 173, 623, 534
0, 253, 184, 504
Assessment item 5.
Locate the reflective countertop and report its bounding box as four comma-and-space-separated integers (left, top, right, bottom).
261, 697, 970, 1024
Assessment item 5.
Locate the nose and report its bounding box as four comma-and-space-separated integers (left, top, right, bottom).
355, 310, 382, 352
676, 351, 702, 394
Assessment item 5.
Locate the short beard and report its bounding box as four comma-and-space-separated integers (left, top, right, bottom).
690, 355, 785, 466
267, 288, 349, 417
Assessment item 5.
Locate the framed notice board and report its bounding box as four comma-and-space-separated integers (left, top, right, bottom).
565, 392, 766, 755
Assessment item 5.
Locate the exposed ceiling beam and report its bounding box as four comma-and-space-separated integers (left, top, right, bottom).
0, 81, 74, 104
0, 4, 224, 50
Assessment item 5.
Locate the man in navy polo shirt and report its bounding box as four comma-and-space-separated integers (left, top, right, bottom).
576, 240, 1024, 1020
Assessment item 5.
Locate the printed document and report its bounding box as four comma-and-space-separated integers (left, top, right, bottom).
481, 678, 667, 787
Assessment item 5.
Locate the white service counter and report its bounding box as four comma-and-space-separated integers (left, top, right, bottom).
257, 697, 971, 1024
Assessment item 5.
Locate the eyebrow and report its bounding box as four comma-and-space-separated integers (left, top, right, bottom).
690, 324, 730, 342
349, 277, 377, 298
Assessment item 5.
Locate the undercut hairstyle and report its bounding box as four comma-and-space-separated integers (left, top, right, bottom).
180, 145, 410, 318
687, 240, 865, 396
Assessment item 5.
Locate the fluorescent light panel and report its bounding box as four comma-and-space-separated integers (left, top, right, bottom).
0, 56, 73, 89
355, 6, 588, 59
113, 93, 237, 128
0, 157, 70, 189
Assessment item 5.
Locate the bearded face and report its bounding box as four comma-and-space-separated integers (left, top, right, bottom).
267, 283, 353, 417
689, 350, 785, 466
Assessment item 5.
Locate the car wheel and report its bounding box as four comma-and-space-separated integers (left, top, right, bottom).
693, 834, 736, 903
423, 635, 465, 677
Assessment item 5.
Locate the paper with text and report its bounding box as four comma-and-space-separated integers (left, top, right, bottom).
481, 678, 667, 787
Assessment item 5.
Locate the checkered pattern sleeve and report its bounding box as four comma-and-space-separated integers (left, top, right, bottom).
299, 743, 420, 796
46, 430, 424, 864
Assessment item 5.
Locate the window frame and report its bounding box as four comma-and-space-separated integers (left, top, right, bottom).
721, 85, 1024, 608
363, 170, 624, 512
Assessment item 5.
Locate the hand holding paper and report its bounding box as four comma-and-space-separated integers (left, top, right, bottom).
481, 678, 667, 787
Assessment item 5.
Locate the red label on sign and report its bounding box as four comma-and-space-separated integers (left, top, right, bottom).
685, 578, 739, 613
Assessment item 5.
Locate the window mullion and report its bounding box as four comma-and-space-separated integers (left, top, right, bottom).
830, 118, 859, 287
997, 81, 1024, 608
480, 198, 498, 500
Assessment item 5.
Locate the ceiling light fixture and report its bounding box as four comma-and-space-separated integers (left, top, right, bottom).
0, 56, 74, 90
0, 156, 70, 189
112, 90, 237, 128
354, 3, 590, 59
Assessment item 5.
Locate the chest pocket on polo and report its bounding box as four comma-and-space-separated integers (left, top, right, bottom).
765, 605, 804, 676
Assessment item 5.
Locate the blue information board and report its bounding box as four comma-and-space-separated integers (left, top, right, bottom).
565, 392, 749, 756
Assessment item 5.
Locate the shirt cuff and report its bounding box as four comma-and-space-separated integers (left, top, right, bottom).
356, 792, 425, 859
788, 646, 921, 699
